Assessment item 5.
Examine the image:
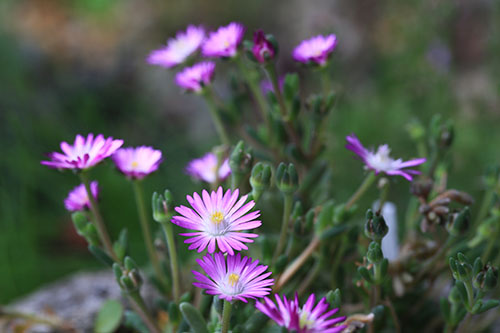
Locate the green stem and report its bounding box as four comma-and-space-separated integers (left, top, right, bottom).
160, 222, 180, 302
272, 194, 294, 265
235, 56, 269, 122
0, 307, 64, 327
474, 187, 495, 228
129, 290, 161, 333
203, 88, 230, 145
264, 63, 288, 119
464, 282, 475, 311
79, 172, 118, 262
221, 300, 233, 333
346, 172, 377, 210
482, 234, 497, 262
132, 181, 166, 286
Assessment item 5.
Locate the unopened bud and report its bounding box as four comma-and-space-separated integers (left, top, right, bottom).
276, 162, 299, 195
250, 162, 272, 201
484, 266, 498, 290
326, 289, 342, 309
447, 207, 471, 236
251, 30, 277, 63
365, 209, 389, 242
152, 190, 174, 224
229, 141, 253, 176
367, 241, 384, 264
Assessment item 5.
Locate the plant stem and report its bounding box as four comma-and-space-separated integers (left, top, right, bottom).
203, 87, 230, 145
346, 172, 377, 210
0, 307, 65, 328
129, 290, 161, 333
265, 63, 288, 119
132, 181, 166, 286
272, 194, 293, 265
235, 56, 269, 123
221, 300, 233, 333
79, 172, 118, 262
275, 236, 321, 292
474, 187, 495, 228
160, 222, 180, 302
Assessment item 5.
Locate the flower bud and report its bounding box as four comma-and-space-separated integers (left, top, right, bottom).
152, 190, 174, 224
447, 207, 470, 236
251, 30, 277, 63
276, 162, 299, 195
484, 266, 498, 290
367, 241, 384, 264
250, 162, 272, 201
229, 141, 253, 176
364, 209, 389, 242
326, 289, 342, 309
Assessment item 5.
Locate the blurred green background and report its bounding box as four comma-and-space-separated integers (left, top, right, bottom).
1, 0, 499, 303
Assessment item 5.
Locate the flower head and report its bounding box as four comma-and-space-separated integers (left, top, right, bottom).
171, 187, 261, 255
193, 252, 273, 302
112, 146, 162, 180
202, 22, 245, 58
186, 152, 231, 184
64, 181, 99, 212
346, 134, 426, 181
256, 293, 347, 333
147, 25, 205, 68
293, 34, 338, 66
175, 61, 215, 92
41, 134, 123, 170
252, 30, 275, 63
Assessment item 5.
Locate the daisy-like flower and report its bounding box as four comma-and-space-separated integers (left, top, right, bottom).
171, 187, 260, 255
202, 22, 245, 58
147, 25, 205, 68
112, 146, 162, 180
346, 134, 426, 181
186, 152, 231, 184
292, 34, 338, 66
193, 252, 273, 302
175, 61, 216, 92
64, 181, 99, 212
41, 134, 123, 170
256, 293, 347, 333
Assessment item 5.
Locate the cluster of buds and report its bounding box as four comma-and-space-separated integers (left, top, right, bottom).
357, 242, 389, 285
113, 257, 143, 293
249, 162, 272, 201
414, 185, 474, 233
276, 162, 299, 195
364, 209, 388, 242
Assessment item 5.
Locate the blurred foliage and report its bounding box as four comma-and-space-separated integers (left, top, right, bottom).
1, 0, 500, 304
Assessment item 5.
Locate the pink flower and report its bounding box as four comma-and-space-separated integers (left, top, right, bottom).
147, 25, 205, 68
256, 293, 347, 333
252, 30, 275, 63
293, 34, 338, 66
64, 181, 99, 212
202, 22, 245, 58
112, 146, 162, 180
193, 252, 274, 302
41, 134, 123, 170
171, 187, 261, 255
175, 61, 215, 92
346, 134, 426, 181
186, 152, 231, 184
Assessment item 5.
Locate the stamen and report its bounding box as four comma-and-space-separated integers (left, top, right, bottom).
131, 161, 139, 168
210, 211, 224, 225
228, 273, 240, 287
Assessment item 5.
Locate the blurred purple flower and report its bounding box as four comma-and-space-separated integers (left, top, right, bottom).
346, 134, 426, 181
193, 252, 273, 302
186, 152, 231, 184
64, 181, 98, 212
252, 30, 275, 63
175, 61, 215, 92
112, 146, 162, 180
171, 187, 261, 255
293, 34, 338, 66
147, 25, 205, 68
202, 22, 245, 58
256, 293, 346, 333
260, 77, 285, 95
41, 134, 123, 170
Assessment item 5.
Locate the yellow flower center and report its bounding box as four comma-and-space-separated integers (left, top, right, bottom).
228, 273, 240, 287
131, 161, 139, 168
210, 211, 224, 225
224, 40, 230, 48
299, 312, 314, 329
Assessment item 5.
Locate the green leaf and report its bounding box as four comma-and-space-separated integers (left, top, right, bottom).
123, 310, 149, 333
180, 302, 209, 333
94, 300, 123, 333
88, 245, 114, 267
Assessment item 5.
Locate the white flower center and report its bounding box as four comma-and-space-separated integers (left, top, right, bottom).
299, 310, 315, 329
365, 145, 398, 172
221, 272, 243, 296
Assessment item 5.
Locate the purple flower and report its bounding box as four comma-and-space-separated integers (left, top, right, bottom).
147, 25, 205, 68
256, 293, 347, 333
112, 146, 162, 180
171, 187, 261, 255
202, 22, 245, 58
293, 34, 338, 66
41, 134, 123, 170
193, 252, 273, 302
175, 61, 215, 92
260, 77, 285, 95
252, 30, 275, 63
346, 134, 426, 181
186, 152, 231, 184
64, 181, 99, 212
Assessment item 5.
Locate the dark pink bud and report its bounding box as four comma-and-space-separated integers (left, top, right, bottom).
252, 30, 275, 63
